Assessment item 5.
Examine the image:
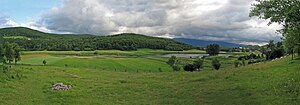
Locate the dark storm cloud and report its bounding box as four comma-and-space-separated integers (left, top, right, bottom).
38, 0, 282, 44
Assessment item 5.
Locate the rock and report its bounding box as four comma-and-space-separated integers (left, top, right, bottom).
71, 75, 80, 78
52, 83, 72, 91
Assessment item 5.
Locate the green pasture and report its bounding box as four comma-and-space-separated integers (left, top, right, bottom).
19, 49, 239, 72
2, 36, 29, 39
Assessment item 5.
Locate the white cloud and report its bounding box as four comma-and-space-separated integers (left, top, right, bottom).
36, 0, 282, 44
0, 14, 19, 28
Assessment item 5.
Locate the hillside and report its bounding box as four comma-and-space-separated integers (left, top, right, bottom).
0, 27, 193, 51
0, 27, 94, 39
174, 38, 244, 48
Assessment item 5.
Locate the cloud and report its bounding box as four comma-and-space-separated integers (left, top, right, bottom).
0, 13, 19, 28
38, 0, 282, 44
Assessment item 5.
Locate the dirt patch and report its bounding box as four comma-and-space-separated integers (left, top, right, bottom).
22, 54, 49, 59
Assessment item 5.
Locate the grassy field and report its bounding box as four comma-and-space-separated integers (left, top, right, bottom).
1, 49, 299, 104
2, 36, 29, 39
19, 49, 238, 72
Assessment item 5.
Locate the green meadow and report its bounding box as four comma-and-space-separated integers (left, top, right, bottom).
1, 49, 299, 104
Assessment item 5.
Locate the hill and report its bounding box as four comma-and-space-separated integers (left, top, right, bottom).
0, 27, 193, 51
0, 27, 95, 39
174, 38, 244, 48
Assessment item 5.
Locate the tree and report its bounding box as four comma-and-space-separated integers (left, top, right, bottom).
13, 43, 22, 64
206, 44, 220, 56
212, 59, 221, 70
4, 43, 15, 63
167, 56, 180, 71
2, 56, 7, 64
167, 56, 177, 66
250, 0, 300, 56
194, 59, 204, 71
43, 60, 47, 65
0, 45, 4, 63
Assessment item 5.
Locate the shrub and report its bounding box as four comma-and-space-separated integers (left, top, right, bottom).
249, 53, 257, 59
194, 59, 204, 71
172, 65, 181, 71
234, 60, 240, 68
43, 60, 47, 65
167, 56, 181, 71
212, 59, 221, 70
184, 64, 197, 72
241, 58, 246, 66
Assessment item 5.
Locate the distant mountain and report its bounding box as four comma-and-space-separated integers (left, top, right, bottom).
174, 38, 244, 48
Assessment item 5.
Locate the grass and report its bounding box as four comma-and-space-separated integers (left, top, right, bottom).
2, 36, 29, 39
1, 50, 300, 104
19, 54, 173, 72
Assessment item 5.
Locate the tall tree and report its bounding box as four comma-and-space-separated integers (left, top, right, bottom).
4, 43, 15, 63
206, 44, 220, 56
250, 0, 300, 56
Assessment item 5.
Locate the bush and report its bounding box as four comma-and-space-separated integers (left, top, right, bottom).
43, 60, 47, 65
234, 60, 240, 68
249, 53, 257, 59
184, 64, 197, 72
241, 58, 246, 66
172, 65, 181, 71
194, 59, 204, 71
212, 59, 221, 70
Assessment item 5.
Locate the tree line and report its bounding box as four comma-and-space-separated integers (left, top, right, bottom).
0, 33, 193, 51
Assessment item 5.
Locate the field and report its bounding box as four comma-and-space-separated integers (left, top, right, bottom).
1, 49, 300, 104
2, 36, 29, 39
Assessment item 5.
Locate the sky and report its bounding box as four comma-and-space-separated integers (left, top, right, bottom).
0, 0, 282, 45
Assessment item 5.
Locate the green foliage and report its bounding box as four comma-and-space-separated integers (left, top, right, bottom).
167, 56, 181, 71
0, 27, 193, 51
167, 56, 177, 66
241, 58, 246, 66
183, 64, 197, 72
250, 0, 300, 56
194, 59, 204, 70
0, 42, 22, 64
234, 60, 240, 68
206, 44, 220, 56
212, 59, 221, 70
42, 60, 47, 65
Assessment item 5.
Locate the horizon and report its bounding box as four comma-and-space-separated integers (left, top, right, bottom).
0, 0, 282, 45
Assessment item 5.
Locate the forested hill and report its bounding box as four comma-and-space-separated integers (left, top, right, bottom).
0, 27, 94, 39
0, 27, 193, 51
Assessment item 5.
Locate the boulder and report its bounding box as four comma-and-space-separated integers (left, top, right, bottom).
52, 83, 72, 91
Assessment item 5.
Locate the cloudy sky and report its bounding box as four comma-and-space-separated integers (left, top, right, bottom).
0, 0, 282, 45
